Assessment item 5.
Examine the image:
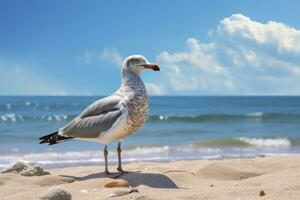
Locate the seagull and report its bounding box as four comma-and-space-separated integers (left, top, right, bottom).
39, 55, 160, 176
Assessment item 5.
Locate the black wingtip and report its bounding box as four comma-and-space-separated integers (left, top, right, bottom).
39, 131, 74, 145
39, 131, 58, 140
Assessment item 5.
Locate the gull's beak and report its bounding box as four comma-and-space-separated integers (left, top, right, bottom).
141, 64, 160, 71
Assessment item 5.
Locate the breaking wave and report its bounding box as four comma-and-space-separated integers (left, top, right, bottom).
238, 137, 291, 147
0, 113, 76, 122
148, 112, 299, 122
1, 141, 298, 168
194, 137, 294, 148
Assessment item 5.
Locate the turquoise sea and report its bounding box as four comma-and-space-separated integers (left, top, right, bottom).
1, 96, 300, 168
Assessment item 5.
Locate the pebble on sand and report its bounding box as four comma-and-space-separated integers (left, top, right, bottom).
1, 161, 50, 176
1, 161, 29, 173
40, 186, 72, 200
21, 166, 50, 176
104, 179, 130, 188
259, 190, 266, 196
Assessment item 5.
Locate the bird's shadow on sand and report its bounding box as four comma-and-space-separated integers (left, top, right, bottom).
60, 171, 179, 189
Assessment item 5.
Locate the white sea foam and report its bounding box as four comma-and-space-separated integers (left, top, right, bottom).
0, 146, 180, 167
0, 146, 171, 162
46, 114, 68, 121
126, 146, 170, 155
158, 114, 198, 120
246, 112, 264, 117
0, 143, 297, 169
0, 114, 68, 122
159, 115, 168, 120
1, 115, 7, 121
53, 115, 67, 121
0, 141, 293, 168
238, 137, 291, 147
0, 114, 24, 122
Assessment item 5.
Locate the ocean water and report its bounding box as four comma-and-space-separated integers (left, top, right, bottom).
0, 96, 300, 168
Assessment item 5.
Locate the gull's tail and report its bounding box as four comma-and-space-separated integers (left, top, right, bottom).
39, 131, 74, 145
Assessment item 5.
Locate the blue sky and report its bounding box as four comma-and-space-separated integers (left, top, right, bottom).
1, 0, 300, 95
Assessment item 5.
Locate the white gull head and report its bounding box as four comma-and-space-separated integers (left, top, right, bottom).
122, 55, 160, 75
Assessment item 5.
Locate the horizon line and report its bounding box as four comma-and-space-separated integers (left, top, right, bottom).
1, 94, 300, 97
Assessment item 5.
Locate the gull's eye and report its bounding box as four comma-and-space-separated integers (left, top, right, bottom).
129, 59, 140, 67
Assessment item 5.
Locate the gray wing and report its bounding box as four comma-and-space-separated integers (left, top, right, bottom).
80, 95, 122, 118
59, 95, 123, 138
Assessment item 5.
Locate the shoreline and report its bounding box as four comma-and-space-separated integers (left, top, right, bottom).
2, 153, 300, 170
1, 156, 300, 199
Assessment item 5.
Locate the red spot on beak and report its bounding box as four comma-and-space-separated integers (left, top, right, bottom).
143, 64, 160, 71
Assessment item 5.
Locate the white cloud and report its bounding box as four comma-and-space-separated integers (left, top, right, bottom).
158, 39, 224, 74
217, 14, 300, 55
157, 14, 300, 95
78, 48, 123, 67
78, 50, 96, 64
99, 49, 123, 66
145, 82, 165, 95
157, 38, 235, 94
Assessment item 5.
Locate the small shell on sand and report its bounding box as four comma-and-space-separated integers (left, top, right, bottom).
104, 179, 130, 188
108, 189, 138, 198
79, 189, 88, 193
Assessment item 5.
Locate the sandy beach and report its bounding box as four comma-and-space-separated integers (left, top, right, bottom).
0, 156, 300, 199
